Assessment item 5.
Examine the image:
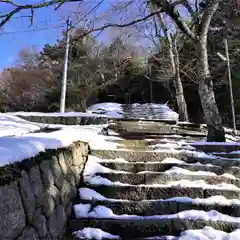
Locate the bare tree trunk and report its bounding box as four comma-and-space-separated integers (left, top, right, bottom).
157, 13, 189, 121
197, 39, 225, 141
150, 0, 225, 141
172, 37, 189, 121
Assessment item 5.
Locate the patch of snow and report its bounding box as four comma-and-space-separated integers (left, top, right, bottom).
0, 114, 41, 137
84, 171, 240, 190
79, 188, 107, 201
74, 204, 240, 223
163, 166, 236, 179
177, 227, 240, 240
10, 111, 104, 118
230, 150, 240, 154
163, 167, 216, 176
73, 227, 120, 239
0, 121, 122, 167
88, 155, 129, 163
145, 237, 174, 240
150, 142, 196, 151
161, 158, 186, 164
193, 141, 240, 146
85, 175, 129, 186
79, 188, 240, 206
84, 156, 127, 176
87, 102, 179, 121
145, 227, 240, 240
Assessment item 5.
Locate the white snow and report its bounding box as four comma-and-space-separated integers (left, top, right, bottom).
73, 228, 120, 239
84, 156, 128, 176
87, 102, 179, 121
193, 141, 240, 146
10, 111, 104, 118
78, 188, 240, 206
0, 114, 42, 137
74, 204, 240, 223
0, 126, 95, 166
150, 142, 195, 151
85, 156, 236, 179
0, 114, 119, 166
163, 166, 236, 179
145, 227, 240, 240
79, 188, 108, 201
88, 155, 128, 163
163, 167, 216, 176
83, 169, 240, 189
161, 158, 186, 164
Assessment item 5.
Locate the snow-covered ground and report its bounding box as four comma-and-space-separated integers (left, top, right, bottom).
10, 111, 104, 118
0, 113, 119, 167
0, 111, 240, 239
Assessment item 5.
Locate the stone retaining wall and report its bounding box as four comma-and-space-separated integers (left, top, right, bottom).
16, 115, 108, 125
0, 141, 88, 240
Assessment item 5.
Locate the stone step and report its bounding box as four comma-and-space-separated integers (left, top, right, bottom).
76, 199, 240, 217
193, 144, 240, 153
90, 149, 240, 167
69, 218, 240, 239
94, 172, 240, 186
109, 119, 177, 124
99, 162, 240, 177
111, 132, 203, 141
85, 185, 240, 200
111, 128, 206, 137
213, 153, 240, 159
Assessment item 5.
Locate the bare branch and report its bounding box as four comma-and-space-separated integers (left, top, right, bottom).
151, 0, 197, 40
181, 0, 196, 19
0, 0, 82, 28
200, 0, 220, 38
76, 7, 164, 38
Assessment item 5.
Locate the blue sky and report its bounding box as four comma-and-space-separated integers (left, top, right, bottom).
0, 0, 178, 70
0, 1, 110, 70
0, 3, 67, 69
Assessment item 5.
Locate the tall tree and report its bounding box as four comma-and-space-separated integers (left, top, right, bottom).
150, 0, 225, 141
157, 12, 189, 122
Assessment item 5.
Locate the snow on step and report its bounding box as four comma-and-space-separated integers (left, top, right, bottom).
144, 227, 240, 240
73, 226, 240, 240
71, 128, 240, 239
73, 227, 120, 239
74, 203, 240, 224
86, 155, 238, 178
78, 188, 240, 206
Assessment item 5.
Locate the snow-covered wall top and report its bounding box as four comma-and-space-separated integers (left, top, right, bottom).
11, 112, 108, 125
0, 141, 88, 239
87, 102, 179, 121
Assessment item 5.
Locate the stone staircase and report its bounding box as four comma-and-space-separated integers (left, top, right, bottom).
68, 120, 240, 239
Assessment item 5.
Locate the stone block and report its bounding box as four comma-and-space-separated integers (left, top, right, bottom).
18, 171, 36, 223
40, 160, 54, 188
28, 166, 44, 199
0, 181, 26, 239
48, 204, 67, 239
48, 185, 61, 205
58, 152, 68, 175
61, 179, 73, 205
65, 202, 73, 216
17, 227, 40, 240
71, 146, 84, 166
70, 166, 81, 186
50, 156, 64, 189
32, 208, 49, 238
66, 170, 76, 188
63, 150, 73, 167
42, 190, 55, 217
